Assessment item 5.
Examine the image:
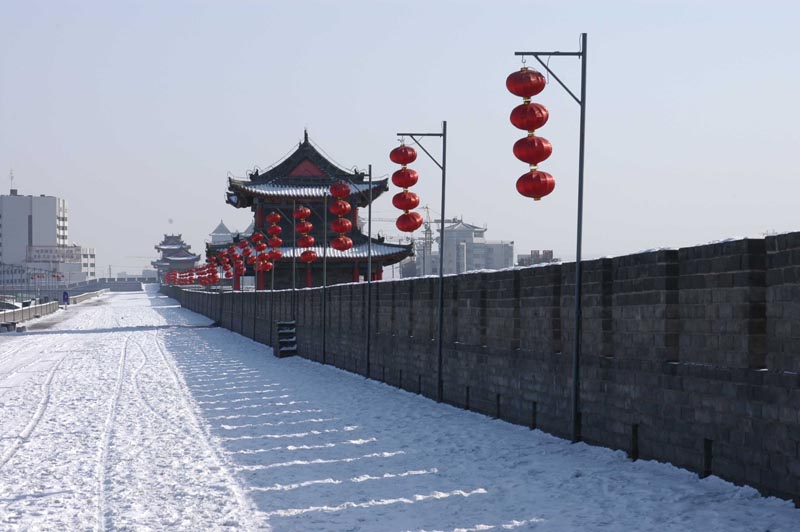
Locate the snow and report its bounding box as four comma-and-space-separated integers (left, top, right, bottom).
0, 287, 797, 531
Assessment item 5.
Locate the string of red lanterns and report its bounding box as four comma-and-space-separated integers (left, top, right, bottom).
329, 182, 354, 251
294, 205, 318, 263
251, 231, 270, 273
389, 144, 423, 232
507, 66, 555, 200
261, 211, 282, 271
197, 258, 220, 286
227, 244, 245, 278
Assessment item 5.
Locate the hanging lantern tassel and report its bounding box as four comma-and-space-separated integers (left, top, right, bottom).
507, 66, 555, 200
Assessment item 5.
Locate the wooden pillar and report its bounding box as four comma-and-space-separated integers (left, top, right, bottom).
255, 203, 265, 231
233, 271, 241, 291
353, 262, 360, 282
257, 271, 265, 290
306, 263, 312, 288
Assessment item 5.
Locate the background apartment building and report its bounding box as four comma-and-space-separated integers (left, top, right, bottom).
401, 219, 514, 277
0, 188, 95, 284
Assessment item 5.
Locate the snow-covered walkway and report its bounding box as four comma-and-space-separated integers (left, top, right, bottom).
0, 288, 797, 531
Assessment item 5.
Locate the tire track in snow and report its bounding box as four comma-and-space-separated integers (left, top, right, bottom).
151, 329, 266, 529
128, 336, 194, 440
129, 337, 172, 429
0, 347, 69, 470
95, 331, 130, 532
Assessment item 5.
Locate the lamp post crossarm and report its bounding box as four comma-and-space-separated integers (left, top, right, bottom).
514, 51, 582, 57
396, 133, 444, 170
514, 52, 582, 106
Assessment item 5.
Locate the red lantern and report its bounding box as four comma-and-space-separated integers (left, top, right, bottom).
256, 252, 269, 262
266, 212, 281, 224
268, 236, 283, 248
242, 248, 252, 257
510, 102, 549, 131
331, 236, 353, 251
390, 144, 417, 165
293, 206, 311, 219
516, 170, 555, 200
300, 250, 318, 263
330, 181, 351, 199
251, 233, 265, 243
296, 221, 313, 234
513, 136, 553, 165
227, 246, 237, 255
267, 225, 283, 236
255, 242, 267, 252
506, 67, 546, 98
237, 240, 249, 249
396, 211, 424, 232
391, 168, 419, 188
268, 249, 283, 261
246, 256, 256, 265
392, 191, 420, 211
329, 200, 352, 217
225, 271, 233, 278
331, 218, 353, 234
298, 235, 315, 248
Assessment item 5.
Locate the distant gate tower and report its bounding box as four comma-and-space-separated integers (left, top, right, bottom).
215, 132, 412, 289
152, 234, 199, 281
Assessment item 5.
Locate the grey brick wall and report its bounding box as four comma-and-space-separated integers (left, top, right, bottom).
164, 231, 800, 505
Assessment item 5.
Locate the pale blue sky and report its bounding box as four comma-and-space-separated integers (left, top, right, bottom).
1, 0, 798, 275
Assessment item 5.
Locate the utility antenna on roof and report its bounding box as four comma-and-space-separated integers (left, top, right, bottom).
9, 168, 14, 192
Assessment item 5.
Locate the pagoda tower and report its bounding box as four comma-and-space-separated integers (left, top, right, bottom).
152, 234, 200, 281
211, 132, 412, 289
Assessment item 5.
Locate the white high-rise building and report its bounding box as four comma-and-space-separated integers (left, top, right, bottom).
0, 189, 67, 263
401, 219, 514, 278
0, 188, 94, 283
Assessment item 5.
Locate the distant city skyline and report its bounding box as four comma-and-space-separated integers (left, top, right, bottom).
2, 1, 798, 276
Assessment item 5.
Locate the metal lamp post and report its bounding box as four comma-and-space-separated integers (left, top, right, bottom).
395, 121, 447, 402
514, 33, 587, 443
316, 167, 375, 372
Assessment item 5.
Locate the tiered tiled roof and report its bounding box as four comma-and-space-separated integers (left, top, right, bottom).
226, 133, 387, 209
152, 234, 199, 272
217, 132, 414, 280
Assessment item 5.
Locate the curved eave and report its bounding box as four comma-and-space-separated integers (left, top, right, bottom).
227, 178, 389, 207
205, 241, 412, 265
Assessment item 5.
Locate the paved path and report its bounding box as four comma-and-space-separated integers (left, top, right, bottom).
0, 288, 797, 531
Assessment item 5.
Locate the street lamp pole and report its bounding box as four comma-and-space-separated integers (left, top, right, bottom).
365, 164, 373, 379
322, 192, 329, 364
515, 32, 587, 443
395, 121, 447, 402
